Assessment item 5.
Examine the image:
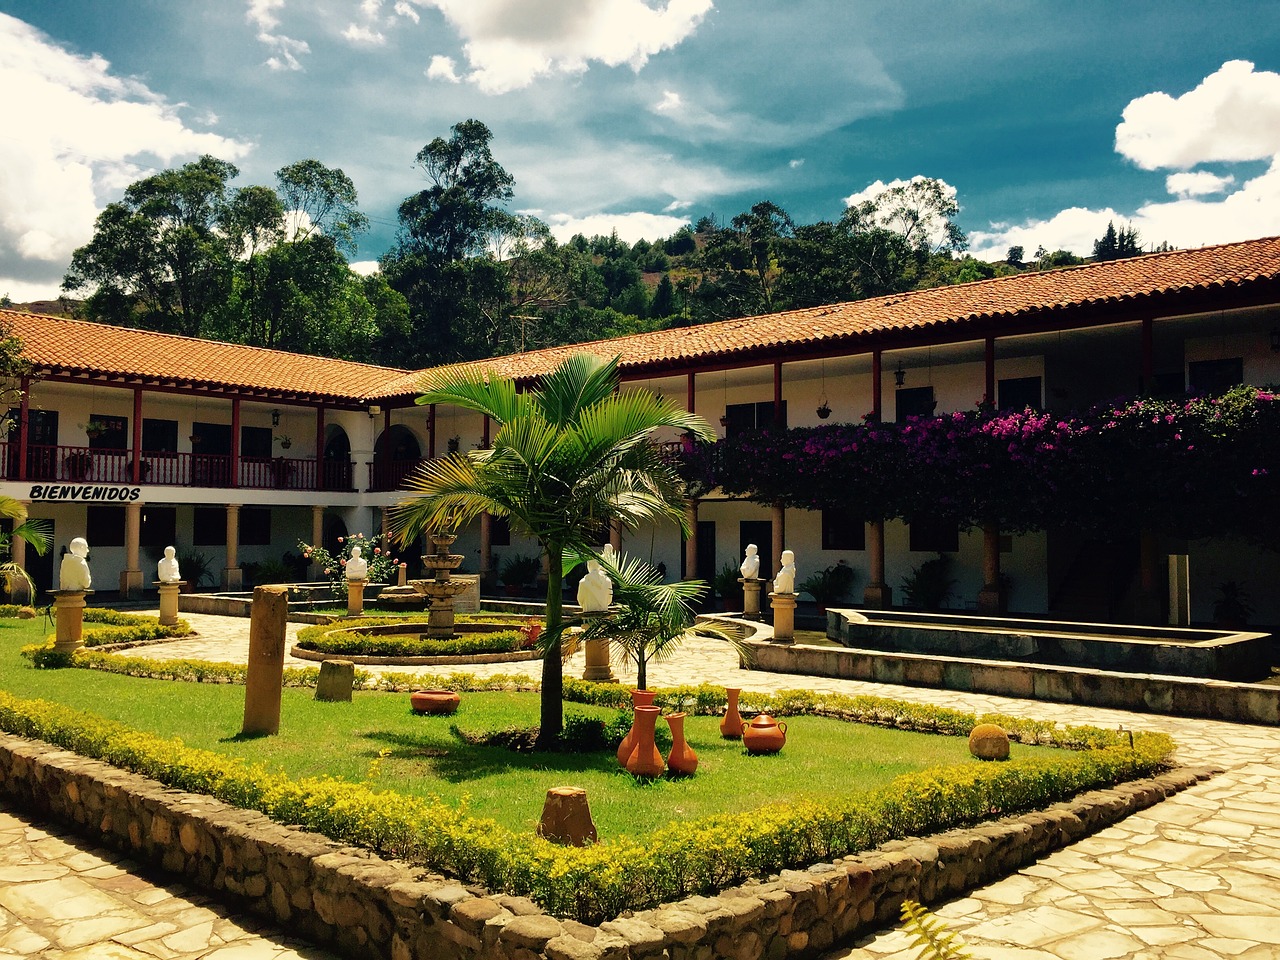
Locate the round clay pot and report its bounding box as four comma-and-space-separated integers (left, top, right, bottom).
410, 689, 460, 715
741, 713, 788, 754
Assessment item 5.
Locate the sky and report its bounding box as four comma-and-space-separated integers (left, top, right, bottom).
1, 1, 1279, 302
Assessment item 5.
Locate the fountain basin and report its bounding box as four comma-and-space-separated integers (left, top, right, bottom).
830, 609, 1271, 681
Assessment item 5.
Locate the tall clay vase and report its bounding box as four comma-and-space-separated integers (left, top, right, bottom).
665, 712, 698, 775
617, 689, 658, 765
720, 687, 744, 740
624, 705, 665, 777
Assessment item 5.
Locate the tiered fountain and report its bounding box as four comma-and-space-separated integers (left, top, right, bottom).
410, 532, 473, 638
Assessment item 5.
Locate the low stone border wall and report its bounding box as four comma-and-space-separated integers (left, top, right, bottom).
289, 646, 540, 666
745, 639, 1280, 726
0, 730, 1210, 960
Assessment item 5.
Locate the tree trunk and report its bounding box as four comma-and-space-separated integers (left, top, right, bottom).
637, 651, 647, 691
536, 547, 565, 750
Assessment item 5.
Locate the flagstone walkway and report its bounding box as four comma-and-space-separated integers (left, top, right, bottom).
5, 610, 1279, 958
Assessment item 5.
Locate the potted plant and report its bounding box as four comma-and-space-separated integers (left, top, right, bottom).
80, 419, 116, 441
176, 547, 214, 593
499, 553, 541, 596
713, 561, 743, 611
900, 553, 956, 611
62, 451, 92, 481
798, 560, 857, 612
1213, 581, 1254, 629
274, 434, 292, 450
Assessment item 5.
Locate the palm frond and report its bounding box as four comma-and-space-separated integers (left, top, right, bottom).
534, 353, 620, 426
13, 517, 51, 556
899, 900, 973, 960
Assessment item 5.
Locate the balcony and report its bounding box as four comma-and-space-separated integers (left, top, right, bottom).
1, 443, 356, 492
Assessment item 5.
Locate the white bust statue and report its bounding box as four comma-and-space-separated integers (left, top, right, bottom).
740, 543, 760, 580
59, 537, 92, 591
773, 549, 796, 594
157, 545, 181, 583
345, 545, 368, 581
577, 557, 613, 612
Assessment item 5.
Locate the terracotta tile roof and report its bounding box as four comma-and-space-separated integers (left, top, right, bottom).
0, 310, 409, 404
371, 234, 1280, 396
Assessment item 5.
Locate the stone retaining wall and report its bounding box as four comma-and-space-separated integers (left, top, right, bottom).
745, 640, 1280, 726
0, 731, 1210, 960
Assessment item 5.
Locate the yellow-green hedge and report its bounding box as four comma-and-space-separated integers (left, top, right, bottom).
0, 685, 1172, 922
22, 611, 192, 668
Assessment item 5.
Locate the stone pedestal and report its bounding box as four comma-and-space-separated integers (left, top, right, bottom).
862, 582, 892, 609
977, 585, 1005, 615
50, 589, 92, 653
537, 786, 597, 846
315, 660, 355, 702
154, 581, 184, 626
221, 567, 243, 590
769, 592, 796, 643
242, 586, 289, 737
582, 638, 616, 682
347, 579, 366, 617
397, 564, 408, 588
740, 578, 763, 621
119, 568, 144, 599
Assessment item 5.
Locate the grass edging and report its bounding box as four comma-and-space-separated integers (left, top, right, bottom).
0, 682, 1172, 922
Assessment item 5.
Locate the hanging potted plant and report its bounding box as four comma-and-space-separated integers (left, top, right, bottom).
81, 419, 114, 440
274, 434, 293, 450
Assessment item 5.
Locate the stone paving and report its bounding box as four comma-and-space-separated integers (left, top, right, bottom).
7, 610, 1280, 958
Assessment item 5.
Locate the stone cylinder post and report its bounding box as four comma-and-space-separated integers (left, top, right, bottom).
538, 786, 597, 846
154, 581, 184, 626
51, 590, 91, 653
241, 586, 289, 736
770, 592, 796, 643
315, 659, 355, 702
9, 520, 28, 604
741, 578, 763, 621
223, 504, 243, 589
347, 579, 366, 617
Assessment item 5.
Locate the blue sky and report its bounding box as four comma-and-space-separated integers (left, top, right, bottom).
2, 1, 1279, 301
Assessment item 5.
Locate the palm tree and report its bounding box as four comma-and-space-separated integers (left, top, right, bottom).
572, 547, 736, 690
391, 354, 714, 747
0, 497, 50, 598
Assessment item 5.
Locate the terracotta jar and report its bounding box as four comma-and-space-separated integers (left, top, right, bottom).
741, 713, 788, 754
720, 687, 744, 740
617, 689, 658, 764
665, 712, 698, 775
624, 705, 665, 777
410, 689, 460, 715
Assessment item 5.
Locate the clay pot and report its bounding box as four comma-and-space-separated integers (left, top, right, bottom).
624, 705, 665, 777
665, 712, 698, 776
410, 689, 460, 715
617, 689, 658, 764
719, 687, 744, 740
741, 713, 788, 754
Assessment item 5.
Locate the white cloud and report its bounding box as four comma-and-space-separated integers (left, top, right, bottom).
1116, 60, 1280, 171
342, 23, 387, 45
789, 158, 804, 169
546, 211, 690, 245
1166, 171, 1234, 198
426, 55, 461, 82
663, 199, 694, 212
246, 0, 309, 70
360, 0, 383, 17
349, 260, 381, 276
654, 90, 682, 113
394, 2, 420, 22
0, 13, 252, 298
972, 62, 1280, 260
420, 0, 713, 94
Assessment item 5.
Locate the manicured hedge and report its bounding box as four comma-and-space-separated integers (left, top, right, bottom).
22, 611, 192, 668
295, 624, 528, 657
0, 682, 1172, 922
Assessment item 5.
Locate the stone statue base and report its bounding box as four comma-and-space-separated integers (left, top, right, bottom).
863, 581, 892, 609
769, 592, 796, 643
740, 578, 763, 621
579, 611, 616, 682
154, 581, 185, 626
50, 589, 93, 653
347, 580, 366, 617
119, 568, 143, 599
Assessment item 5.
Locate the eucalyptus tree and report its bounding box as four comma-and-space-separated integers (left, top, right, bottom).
391, 354, 714, 747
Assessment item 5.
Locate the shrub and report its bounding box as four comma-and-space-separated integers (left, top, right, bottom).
297, 533, 398, 597
296, 628, 526, 658
22, 610, 191, 668
798, 560, 857, 607
901, 554, 955, 611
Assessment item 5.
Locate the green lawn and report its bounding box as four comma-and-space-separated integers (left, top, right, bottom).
0, 616, 1057, 837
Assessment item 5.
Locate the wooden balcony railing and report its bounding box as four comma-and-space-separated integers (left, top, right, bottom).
1, 443, 355, 492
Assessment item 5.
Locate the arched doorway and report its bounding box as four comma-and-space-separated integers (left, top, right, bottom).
372, 425, 421, 491
322, 513, 348, 557
322, 425, 353, 490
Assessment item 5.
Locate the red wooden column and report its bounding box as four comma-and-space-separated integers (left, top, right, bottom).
984, 335, 996, 407
17, 376, 29, 481
131, 387, 143, 483
229, 398, 241, 488
864, 351, 890, 608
